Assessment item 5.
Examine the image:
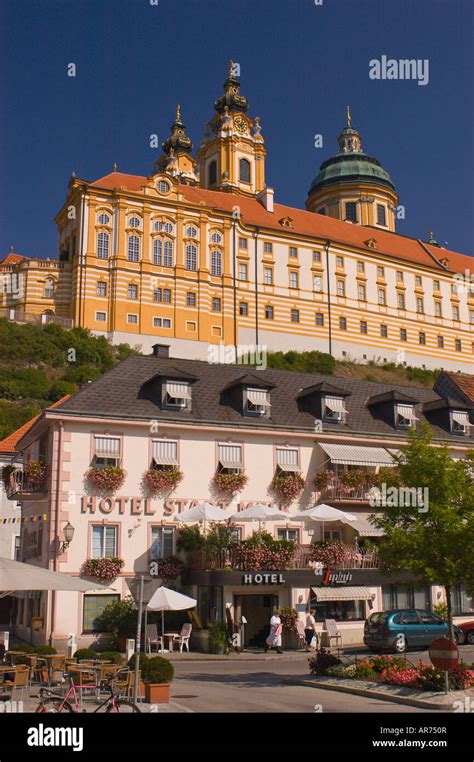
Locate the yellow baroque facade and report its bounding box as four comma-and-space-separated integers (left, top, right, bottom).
1, 67, 473, 372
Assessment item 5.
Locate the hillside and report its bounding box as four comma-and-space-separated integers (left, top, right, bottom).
0, 319, 439, 441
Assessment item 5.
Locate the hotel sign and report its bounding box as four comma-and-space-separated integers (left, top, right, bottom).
242, 573, 286, 585
80, 497, 279, 516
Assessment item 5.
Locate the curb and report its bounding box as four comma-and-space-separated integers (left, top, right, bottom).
282, 677, 461, 711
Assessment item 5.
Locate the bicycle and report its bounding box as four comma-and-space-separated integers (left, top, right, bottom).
35, 670, 141, 713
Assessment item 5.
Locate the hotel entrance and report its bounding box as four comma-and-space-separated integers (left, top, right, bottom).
234, 594, 279, 647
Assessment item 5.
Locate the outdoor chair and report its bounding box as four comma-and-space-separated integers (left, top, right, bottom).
324, 619, 342, 655
145, 624, 164, 654
170, 623, 192, 653
294, 619, 307, 650
49, 655, 66, 686
3, 665, 30, 701
69, 666, 97, 704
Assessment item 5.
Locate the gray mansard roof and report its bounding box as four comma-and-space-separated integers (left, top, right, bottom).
52, 355, 473, 445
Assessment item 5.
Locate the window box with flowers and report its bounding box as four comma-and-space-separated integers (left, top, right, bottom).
86, 466, 126, 494
25, 461, 47, 489
81, 557, 124, 582
271, 472, 306, 504
313, 470, 334, 492
234, 530, 296, 571
144, 466, 183, 495
212, 471, 248, 497
152, 555, 184, 581
309, 541, 349, 566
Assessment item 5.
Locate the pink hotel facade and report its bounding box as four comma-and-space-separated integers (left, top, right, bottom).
5, 348, 474, 649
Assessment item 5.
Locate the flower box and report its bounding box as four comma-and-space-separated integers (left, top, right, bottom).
212, 471, 248, 497
86, 466, 126, 494
144, 682, 171, 704
271, 473, 306, 504
144, 467, 183, 495
81, 557, 124, 582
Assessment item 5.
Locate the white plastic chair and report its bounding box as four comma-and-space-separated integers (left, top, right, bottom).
146, 624, 164, 654
171, 623, 192, 653
324, 618, 342, 655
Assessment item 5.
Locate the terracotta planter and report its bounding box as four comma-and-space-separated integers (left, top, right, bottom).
144, 682, 171, 704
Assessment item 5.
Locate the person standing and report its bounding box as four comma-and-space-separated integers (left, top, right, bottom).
264, 608, 283, 654
305, 609, 318, 651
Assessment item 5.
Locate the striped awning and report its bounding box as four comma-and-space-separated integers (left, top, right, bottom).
345, 512, 384, 537
276, 448, 299, 472
312, 586, 373, 601
218, 444, 243, 469
318, 443, 399, 467
166, 382, 192, 400
396, 404, 418, 422
152, 440, 178, 466
94, 436, 120, 457
452, 411, 471, 426
247, 388, 270, 406
324, 396, 348, 413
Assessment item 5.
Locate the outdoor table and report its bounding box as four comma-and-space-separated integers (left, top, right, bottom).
6, 651, 27, 666
163, 633, 180, 652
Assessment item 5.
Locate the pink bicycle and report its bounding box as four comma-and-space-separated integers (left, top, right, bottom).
35, 670, 141, 713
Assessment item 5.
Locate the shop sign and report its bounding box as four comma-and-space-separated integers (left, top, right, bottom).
242, 573, 286, 585
80, 496, 279, 517
322, 570, 353, 585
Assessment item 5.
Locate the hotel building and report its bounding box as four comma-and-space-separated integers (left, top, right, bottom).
3, 349, 473, 649
0, 68, 472, 372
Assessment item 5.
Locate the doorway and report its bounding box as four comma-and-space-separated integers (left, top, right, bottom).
234, 594, 279, 647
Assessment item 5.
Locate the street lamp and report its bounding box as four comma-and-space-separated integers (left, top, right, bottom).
59, 522, 75, 553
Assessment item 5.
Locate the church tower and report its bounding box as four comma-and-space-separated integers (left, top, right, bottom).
154, 105, 198, 185
306, 108, 398, 231
198, 62, 266, 196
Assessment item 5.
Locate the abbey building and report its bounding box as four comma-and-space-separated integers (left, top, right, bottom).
1, 65, 472, 372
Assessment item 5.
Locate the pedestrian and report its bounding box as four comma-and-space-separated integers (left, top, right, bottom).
305, 609, 318, 651
264, 608, 283, 654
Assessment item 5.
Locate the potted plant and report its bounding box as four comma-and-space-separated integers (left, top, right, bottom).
212, 471, 248, 497
313, 470, 333, 492
309, 541, 349, 566
270, 472, 306, 504
128, 653, 149, 700
153, 555, 184, 581
144, 466, 183, 495
81, 557, 124, 583
86, 465, 126, 494
278, 607, 299, 649
142, 655, 175, 703
25, 461, 47, 487
2, 464, 16, 490
208, 622, 229, 655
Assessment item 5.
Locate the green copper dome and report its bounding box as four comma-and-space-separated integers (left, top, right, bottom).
309, 152, 396, 195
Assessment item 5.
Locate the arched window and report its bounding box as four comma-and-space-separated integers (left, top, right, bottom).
163, 240, 173, 267
239, 158, 251, 183
211, 251, 222, 277
129, 216, 141, 229
98, 212, 110, 225
157, 180, 170, 194
128, 235, 140, 262
186, 244, 197, 271
154, 220, 163, 232
153, 239, 162, 266
186, 226, 198, 238
44, 278, 55, 298
210, 231, 222, 244
209, 161, 217, 186
164, 222, 174, 234
97, 231, 109, 259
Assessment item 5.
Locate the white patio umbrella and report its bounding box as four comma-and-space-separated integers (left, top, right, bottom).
0, 556, 110, 598
175, 502, 230, 533
292, 503, 357, 541
230, 503, 291, 530
146, 586, 197, 652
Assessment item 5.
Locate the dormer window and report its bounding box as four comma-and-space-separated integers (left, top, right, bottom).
152, 439, 179, 469
323, 395, 347, 423
451, 410, 471, 436
164, 381, 192, 408
93, 436, 121, 467
245, 387, 270, 416
395, 404, 418, 429
276, 447, 300, 474
218, 443, 243, 474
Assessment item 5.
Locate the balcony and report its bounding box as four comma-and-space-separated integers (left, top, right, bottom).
187, 543, 381, 572
4, 466, 48, 500
315, 474, 379, 502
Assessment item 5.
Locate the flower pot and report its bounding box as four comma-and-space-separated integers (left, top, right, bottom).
144, 682, 171, 704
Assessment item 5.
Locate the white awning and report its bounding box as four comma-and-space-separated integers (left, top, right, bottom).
94, 436, 120, 457
276, 448, 299, 469
396, 404, 418, 421
345, 512, 384, 537
166, 382, 192, 400
452, 411, 471, 426
324, 396, 348, 413
218, 444, 243, 469
153, 440, 178, 466
277, 462, 301, 472
247, 388, 270, 406
318, 443, 399, 467
312, 586, 373, 601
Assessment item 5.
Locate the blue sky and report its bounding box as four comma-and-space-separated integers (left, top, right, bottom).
0, 0, 472, 258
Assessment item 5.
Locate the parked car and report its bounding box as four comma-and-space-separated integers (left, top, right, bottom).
364, 609, 463, 653
457, 620, 474, 645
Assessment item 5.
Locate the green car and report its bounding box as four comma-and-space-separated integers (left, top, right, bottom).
364, 609, 463, 653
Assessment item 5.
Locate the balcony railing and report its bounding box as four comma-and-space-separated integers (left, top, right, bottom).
188, 544, 381, 571
4, 468, 48, 500
317, 477, 377, 502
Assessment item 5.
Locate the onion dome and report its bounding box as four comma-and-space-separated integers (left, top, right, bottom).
308, 107, 395, 196
162, 105, 193, 155
214, 61, 249, 114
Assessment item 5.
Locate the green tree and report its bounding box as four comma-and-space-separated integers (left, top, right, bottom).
372, 424, 474, 642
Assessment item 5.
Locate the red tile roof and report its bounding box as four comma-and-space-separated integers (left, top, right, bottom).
444, 373, 474, 403
88, 172, 472, 274
0, 252, 30, 265
0, 396, 71, 454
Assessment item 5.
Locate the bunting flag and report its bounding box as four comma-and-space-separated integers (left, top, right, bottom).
1, 514, 48, 525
